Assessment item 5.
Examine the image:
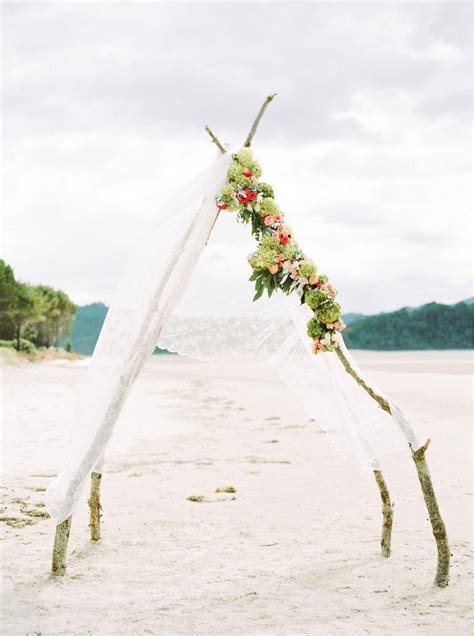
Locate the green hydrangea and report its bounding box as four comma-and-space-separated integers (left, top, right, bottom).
299, 260, 317, 280
318, 274, 329, 285
305, 289, 327, 310
259, 198, 280, 217
278, 241, 299, 260
235, 174, 256, 188
307, 318, 325, 339
258, 182, 274, 198
260, 234, 280, 250
228, 200, 242, 212
234, 149, 263, 177
228, 160, 258, 188
220, 184, 236, 204
227, 161, 242, 181
317, 300, 341, 324
250, 245, 277, 271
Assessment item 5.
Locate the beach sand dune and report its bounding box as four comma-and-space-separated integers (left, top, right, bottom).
1, 351, 472, 634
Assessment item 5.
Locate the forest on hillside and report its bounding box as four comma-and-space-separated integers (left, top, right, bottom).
0, 260, 76, 355
344, 301, 473, 350
1, 258, 472, 356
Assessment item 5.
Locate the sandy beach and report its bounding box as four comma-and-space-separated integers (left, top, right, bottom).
1, 350, 472, 635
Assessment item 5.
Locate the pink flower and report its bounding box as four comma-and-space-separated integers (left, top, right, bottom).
282, 260, 291, 270
309, 275, 318, 285
299, 277, 308, 286
312, 339, 325, 353
268, 264, 278, 274
274, 214, 282, 222
250, 175, 258, 184
263, 215, 275, 226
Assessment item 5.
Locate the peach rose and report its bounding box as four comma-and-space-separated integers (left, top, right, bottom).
268, 264, 278, 274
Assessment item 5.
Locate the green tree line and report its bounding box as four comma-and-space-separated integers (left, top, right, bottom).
344, 301, 473, 350
0, 260, 77, 353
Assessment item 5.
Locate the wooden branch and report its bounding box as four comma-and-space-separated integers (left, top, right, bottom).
88, 471, 102, 541
336, 348, 390, 413
204, 125, 226, 154
373, 469, 394, 557
336, 346, 450, 587
243, 93, 277, 147
51, 516, 72, 576
411, 442, 450, 587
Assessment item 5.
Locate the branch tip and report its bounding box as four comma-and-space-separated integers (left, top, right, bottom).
204, 125, 226, 154
243, 93, 278, 148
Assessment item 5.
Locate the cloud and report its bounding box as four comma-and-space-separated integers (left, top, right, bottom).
1, 1, 471, 312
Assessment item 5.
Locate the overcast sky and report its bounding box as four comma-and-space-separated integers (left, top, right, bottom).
1, 1, 472, 313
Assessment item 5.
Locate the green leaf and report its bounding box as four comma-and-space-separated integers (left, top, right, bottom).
253, 285, 265, 302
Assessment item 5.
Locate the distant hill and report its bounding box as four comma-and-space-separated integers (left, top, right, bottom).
343, 312, 366, 325
63, 303, 170, 355
344, 301, 473, 350
65, 298, 473, 355
60, 302, 108, 355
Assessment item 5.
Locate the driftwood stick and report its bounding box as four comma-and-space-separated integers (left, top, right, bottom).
204, 125, 226, 154
205, 93, 278, 156
373, 468, 394, 557
88, 471, 102, 541
334, 348, 394, 556
51, 516, 72, 576
335, 346, 450, 586
243, 93, 277, 147
412, 440, 450, 587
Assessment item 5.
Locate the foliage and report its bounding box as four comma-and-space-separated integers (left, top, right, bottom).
216, 149, 345, 354
344, 301, 474, 350
33, 285, 77, 347
0, 259, 77, 351
0, 338, 37, 355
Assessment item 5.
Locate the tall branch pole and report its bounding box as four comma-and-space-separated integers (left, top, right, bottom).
373, 468, 394, 557
243, 94, 277, 148
336, 347, 450, 586
89, 471, 102, 541
51, 516, 72, 576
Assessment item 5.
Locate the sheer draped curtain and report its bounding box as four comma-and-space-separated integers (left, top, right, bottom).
46, 152, 418, 524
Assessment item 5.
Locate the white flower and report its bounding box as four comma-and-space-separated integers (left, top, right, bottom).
320, 333, 331, 346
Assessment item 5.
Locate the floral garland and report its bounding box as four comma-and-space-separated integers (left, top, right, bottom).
216, 148, 345, 354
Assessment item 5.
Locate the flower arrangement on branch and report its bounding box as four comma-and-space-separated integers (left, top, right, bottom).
216, 148, 346, 354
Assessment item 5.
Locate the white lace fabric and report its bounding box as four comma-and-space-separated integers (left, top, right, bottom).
46, 151, 420, 524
